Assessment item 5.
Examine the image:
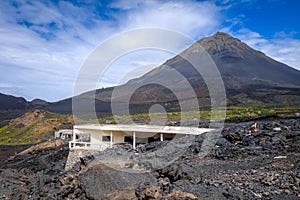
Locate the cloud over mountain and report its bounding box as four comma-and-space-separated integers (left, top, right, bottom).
0, 0, 299, 101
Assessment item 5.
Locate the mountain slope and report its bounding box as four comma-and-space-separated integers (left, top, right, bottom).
0, 93, 31, 110
199, 32, 300, 87
91, 32, 300, 107
0, 93, 32, 127
128, 32, 300, 91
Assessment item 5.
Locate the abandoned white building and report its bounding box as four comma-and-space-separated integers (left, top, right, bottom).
54, 129, 73, 140
69, 124, 213, 150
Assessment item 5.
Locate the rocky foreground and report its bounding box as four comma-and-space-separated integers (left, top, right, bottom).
0, 118, 299, 199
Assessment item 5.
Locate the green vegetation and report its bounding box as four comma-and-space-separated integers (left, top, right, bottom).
0, 110, 73, 145
93, 105, 300, 124
1, 105, 299, 145
225, 105, 300, 120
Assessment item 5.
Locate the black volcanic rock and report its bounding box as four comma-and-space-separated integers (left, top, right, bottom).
0, 119, 299, 199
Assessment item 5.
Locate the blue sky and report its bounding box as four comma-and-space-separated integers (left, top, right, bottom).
0, 0, 300, 101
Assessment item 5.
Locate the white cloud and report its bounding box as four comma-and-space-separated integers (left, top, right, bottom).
229, 29, 300, 70
0, 0, 222, 101
111, 0, 221, 39
0, 1, 111, 101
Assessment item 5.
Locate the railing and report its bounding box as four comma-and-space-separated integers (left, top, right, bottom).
69, 141, 110, 151
69, 141, 91, 148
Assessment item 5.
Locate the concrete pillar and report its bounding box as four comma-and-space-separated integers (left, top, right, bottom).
73, 128, 76, 142
133, 131, 136, 149
160, 133, 163, 141
110, 131, 113, 148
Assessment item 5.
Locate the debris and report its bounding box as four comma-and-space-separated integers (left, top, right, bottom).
249, 122, 259, 132
274, 156, 287, 159
165, 190, 197, 199
273, 127, 281, 132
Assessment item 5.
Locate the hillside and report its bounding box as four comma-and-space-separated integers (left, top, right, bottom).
0, 93, 32, 127
0, 110, 73, 145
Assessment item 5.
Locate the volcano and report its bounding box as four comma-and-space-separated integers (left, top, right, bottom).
2, 32, 300, 119
86, 32, 300, 110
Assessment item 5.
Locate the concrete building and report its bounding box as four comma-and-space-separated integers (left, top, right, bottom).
69, 124, 213, 150
54, 129, 73, 140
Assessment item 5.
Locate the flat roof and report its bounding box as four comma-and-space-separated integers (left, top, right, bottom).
74, 124, 213, 135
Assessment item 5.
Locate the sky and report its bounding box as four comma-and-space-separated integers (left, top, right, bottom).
0, 0, 300, 102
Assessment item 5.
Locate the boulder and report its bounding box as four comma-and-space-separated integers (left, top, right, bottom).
78, 162, 156, 199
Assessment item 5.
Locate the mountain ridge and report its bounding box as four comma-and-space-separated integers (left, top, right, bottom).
191, 32, 300, 87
